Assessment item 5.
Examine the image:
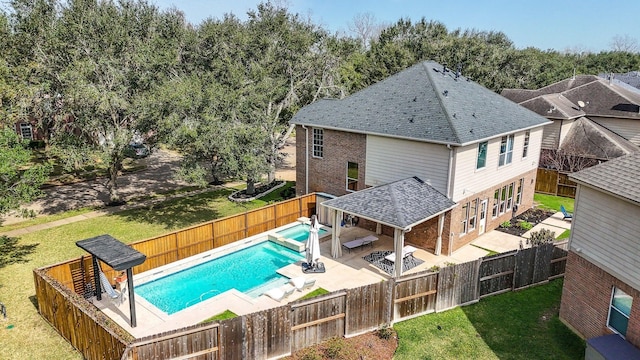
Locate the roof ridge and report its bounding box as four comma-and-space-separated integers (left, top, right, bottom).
422, 62, 461, 144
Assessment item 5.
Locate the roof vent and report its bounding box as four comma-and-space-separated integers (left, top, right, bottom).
443, 90, 448, 97
455, 63, 462, 79
442, 63, 447, 75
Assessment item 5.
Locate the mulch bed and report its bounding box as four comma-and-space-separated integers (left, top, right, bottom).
495, 208, 554, 237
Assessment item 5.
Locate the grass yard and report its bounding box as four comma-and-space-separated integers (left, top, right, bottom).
394, 279, 585, 359
534, 193, 575, 213
0, 182, 295, 360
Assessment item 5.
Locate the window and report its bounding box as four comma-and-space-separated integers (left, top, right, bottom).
312, 128, 323, 158
469, 199, 477, 231
522, 130, 530, 158
499, 185, 507, 214
506, 183, 514, 211
346, 162, 358, 192
476, 141, 488, 169
516, 178, 524, 205
461, 202, 469, 235
499, 134, 514, 166
20, 123, 33, 140
608, 287, 633, 337
492, 189, 499, 218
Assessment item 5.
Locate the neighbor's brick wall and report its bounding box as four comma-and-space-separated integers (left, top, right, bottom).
449, 168, 537, 253
560, 251, 640, 347
295, 126, 366, 196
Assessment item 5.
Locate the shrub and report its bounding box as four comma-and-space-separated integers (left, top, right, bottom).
527, 228, 555, 246
325, 337, 348, 359
500, 220, 512, 228
300, 348, 323, 360
377, 326, 394, 340
518, 220, 533, 230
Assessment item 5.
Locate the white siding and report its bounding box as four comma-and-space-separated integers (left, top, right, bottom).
558, 118, 575, 147
591, 116, 640, 146
451, 128, 542, 202
365, 136, 449, 194
571, 185, 640, 290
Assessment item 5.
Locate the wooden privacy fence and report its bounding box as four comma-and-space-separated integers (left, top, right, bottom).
535, 168, 577, 198
35, 241, 568, 360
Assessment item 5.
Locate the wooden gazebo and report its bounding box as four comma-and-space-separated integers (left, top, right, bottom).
76, 234, 146, 327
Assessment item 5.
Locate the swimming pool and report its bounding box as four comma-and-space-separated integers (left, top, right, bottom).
135, 241, 303, 314
276, 223, 328, 242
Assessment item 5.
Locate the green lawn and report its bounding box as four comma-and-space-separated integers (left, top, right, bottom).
534, 193, 575, 213
394, 279, 585, 359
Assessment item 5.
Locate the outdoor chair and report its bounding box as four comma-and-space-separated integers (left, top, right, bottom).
263, 284, 295, 301
98, 270, 126, 305
560, 205, 573, 220
289, 276, 316, 291
342, 235, 378, 253
384, 245, 418, 263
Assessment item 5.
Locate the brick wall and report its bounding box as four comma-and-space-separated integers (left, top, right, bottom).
295, 126, 366, 197
560, 251, 640, 347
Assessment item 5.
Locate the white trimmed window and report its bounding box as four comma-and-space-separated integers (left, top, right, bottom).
20, 123, 33, 140
608, 287, 633, 337
469, 199, 477, 231
499, 185, 507, 214
476, 141, 488, 169
312, 128, 323, 158
461, 202, 469, 235
499, 134, 514, 166
346, 162, 358, 192
522, 130, 530, 158
492, 189, 499, 218
516, 178, 524, 205
506, 183, 514, 211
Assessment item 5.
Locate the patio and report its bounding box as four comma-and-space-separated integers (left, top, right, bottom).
94, 224, 525, 338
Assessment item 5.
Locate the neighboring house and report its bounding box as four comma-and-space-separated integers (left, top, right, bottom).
599, 71, 640, 90
289, 61, 550, 259
559, 153, 640, 356
502, 75, 640, 197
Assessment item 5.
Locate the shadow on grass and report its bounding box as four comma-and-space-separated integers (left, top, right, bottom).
0, 236, 39, 268
29, 295, 39, 310
460, 279, 585, 360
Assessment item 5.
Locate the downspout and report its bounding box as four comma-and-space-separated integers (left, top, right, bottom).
302, 125, 309, 194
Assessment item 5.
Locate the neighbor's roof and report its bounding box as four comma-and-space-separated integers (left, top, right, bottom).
502, 75, 640, 120
599, 71, 640, 90
76, 234, 146, 271
290, 61, 550, 146
560, 117, 639, 159
570, 152, 640, 205
321, 177, 456, 230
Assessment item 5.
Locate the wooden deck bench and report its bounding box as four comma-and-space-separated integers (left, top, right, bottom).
342, 235, 378, 253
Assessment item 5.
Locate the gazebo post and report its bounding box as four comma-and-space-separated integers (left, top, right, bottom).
435, 213, 445, 255
394, 229, 404, 278
92, 256, 102, 300
126, 267, 137, 327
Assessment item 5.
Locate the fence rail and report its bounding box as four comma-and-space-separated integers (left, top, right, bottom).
535, 168, 577, 198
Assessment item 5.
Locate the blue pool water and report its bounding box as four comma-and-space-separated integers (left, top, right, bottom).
135, 241, 303, 314
276, 223, 328, 242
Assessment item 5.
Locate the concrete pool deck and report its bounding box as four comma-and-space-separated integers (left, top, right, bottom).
95, 225, 526, 338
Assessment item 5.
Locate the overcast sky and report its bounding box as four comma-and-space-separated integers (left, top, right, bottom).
152, 0, 640, 53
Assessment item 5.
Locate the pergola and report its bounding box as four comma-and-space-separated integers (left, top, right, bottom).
76, 234, 146, 327
321, 177, 456, 277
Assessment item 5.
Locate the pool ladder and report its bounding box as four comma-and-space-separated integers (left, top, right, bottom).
185, 289, 220, 308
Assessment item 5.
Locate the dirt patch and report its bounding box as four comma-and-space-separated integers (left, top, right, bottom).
284, 330, 398, 360
495, 208, 554, 237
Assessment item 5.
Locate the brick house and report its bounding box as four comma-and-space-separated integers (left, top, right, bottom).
559, 152, 640, 356
289, 61, 550, 263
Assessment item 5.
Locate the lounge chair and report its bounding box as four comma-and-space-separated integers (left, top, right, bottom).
263, 284, 295, 301
385, 245, 418, 263
342, 235, 379, 253
98, 270, 126, 305
560, 205, 573, 220
289, 276, 316, 291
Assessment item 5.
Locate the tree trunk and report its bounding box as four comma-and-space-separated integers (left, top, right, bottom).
107, 161, 122, 205
246, 179, 256, 196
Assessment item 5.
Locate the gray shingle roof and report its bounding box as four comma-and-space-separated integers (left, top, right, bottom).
321, 177, 456, 229
290, 61, 550, 146
502, 75, 640, 120
561, 117, 639, 159
599, 71, 640, 90
570, 152, 640, 204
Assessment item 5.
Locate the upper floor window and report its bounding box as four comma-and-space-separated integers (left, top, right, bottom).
499, 134, 514, 166
476, 141, 488, 169
312, 128, 323, 158
20, 123, 33, 140
608, 287, 633, 337
522, 130, 530, 158
346, 162, 358, 192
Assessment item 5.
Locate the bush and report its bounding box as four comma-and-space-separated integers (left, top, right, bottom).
518, 220, 533, 230
500, 220, 512, 228
325, 337, 348, 359
377, 326, 394, 340
527, 228, 555, 246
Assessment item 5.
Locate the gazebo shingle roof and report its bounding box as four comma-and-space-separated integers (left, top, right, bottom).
570, 152, 640, 205
321, 177, 456, 229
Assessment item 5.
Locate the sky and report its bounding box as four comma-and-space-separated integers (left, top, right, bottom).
152, 0, 639, 53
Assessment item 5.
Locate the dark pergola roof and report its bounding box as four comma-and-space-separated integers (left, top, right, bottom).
76, 234, 146, 271
321, 177, 456, 230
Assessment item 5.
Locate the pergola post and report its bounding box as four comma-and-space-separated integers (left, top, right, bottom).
393, 228, 404, 278
92, 255, 101, 301
435, 213, 445, 256
126, 268, 137, 327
